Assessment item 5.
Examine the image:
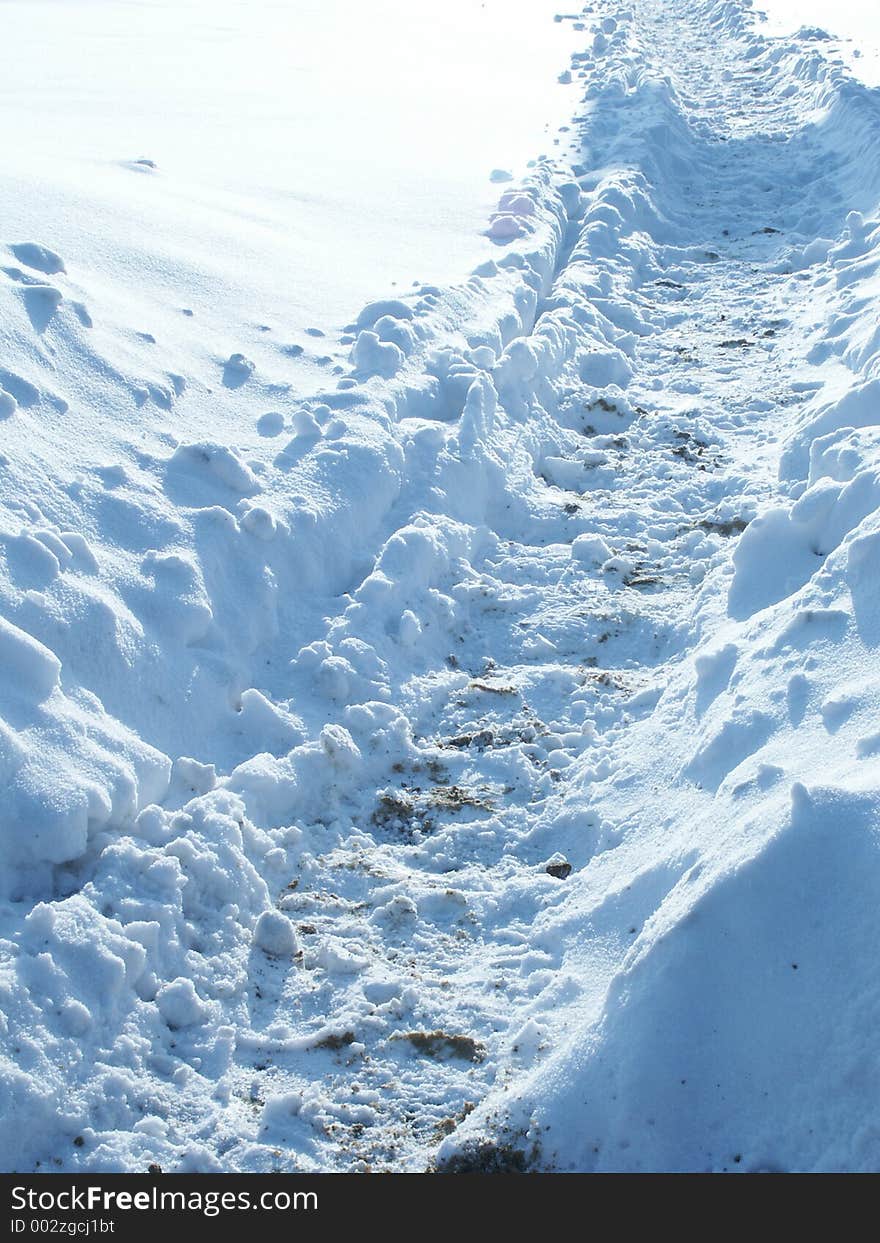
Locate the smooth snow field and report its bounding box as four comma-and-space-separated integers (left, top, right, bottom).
5, 0, 880, 1175
0, 0, 581, 343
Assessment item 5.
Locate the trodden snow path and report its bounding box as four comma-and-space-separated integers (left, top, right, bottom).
4, 0, 880, 1172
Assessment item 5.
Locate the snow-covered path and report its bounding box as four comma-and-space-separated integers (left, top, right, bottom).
4, 0, 880, 1172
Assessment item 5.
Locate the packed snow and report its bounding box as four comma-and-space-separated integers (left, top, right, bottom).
3, 0, 880, 1174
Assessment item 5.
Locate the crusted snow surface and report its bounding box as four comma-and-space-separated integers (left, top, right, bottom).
3, 0, 880, 1173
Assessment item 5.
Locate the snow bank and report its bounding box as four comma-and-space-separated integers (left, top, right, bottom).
0, 146, 590, 1167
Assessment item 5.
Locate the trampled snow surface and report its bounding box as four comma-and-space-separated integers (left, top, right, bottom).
3, 0, 880, 1173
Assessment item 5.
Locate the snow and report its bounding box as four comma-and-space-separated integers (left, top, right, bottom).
757, 0, 880, 85
3, 0, 880, 1176
0, 0, 581, 341
252, 910, 299, 958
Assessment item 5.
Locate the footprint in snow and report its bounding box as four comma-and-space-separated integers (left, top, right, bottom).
9, 242, 66, 275
120, 157, 158, 174
22, 284, 63, 333
0, 368, 39, 408
257, 411, 284, 437
3, 265, 54, 288
222, 353, 255, 388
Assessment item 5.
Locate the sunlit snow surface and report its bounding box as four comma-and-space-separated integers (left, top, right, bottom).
756, 0, 880, 84
6, 0, 880, 1177
0, 0, 580, 333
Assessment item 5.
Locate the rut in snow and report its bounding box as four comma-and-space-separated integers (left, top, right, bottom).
228, 1, 872, 1170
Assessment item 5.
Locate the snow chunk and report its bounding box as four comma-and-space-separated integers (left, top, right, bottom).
319, 723, 362, 768
487, 214, 527, 242
0, 616, 61, 702
170, 756, 217, 799
261, 1092, 303, 1133
59, 999, 92, 1037
572, 533, 612, 565
169, 441, 261, 495
351, 330, 404, 378
239, 504, 277, 540
156, 978, 209, 1029
290, 409, 322, 438
253, 910, 299, 957
314, 938, 369, 974
398, 610, 422, 646
355, 299, 414, 331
